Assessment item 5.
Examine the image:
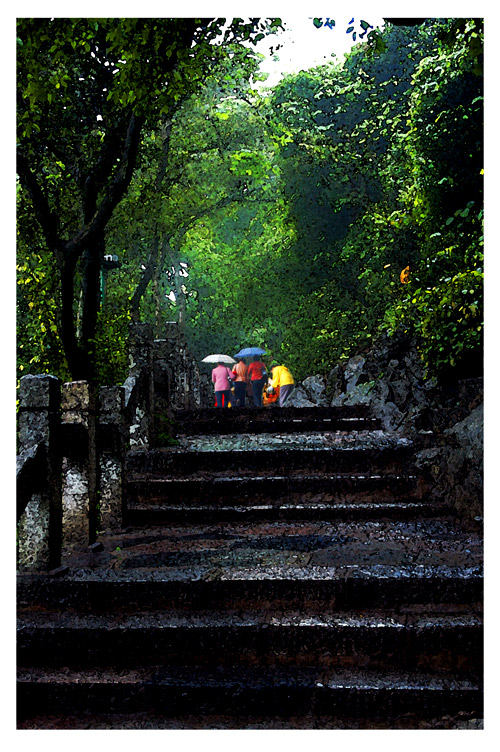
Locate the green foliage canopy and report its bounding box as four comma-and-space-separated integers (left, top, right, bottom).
17, 17, 483, 387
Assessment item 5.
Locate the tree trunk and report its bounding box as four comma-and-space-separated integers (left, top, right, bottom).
130, 231, 162, 324
60, 256, 89, 380
80, 233, 106, 381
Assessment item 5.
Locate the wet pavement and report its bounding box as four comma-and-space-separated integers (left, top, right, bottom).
17, 410, 483, 729
57, 424, 482, 588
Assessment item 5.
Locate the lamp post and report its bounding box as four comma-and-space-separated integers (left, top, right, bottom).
100, 254, 121, 304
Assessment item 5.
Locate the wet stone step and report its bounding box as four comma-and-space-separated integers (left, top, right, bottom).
17, 666, 483, 722
15, 710, 486, 730
173, 418, 382, 437
124, 501, 454, 526
94, 518, 481, 554
125, 445, 416, 476
93, 516, 483, 566
173, 406, 374, 423
17, 608, 482, 673
125, 474, 421, 508
106, 539, 480, 571
176, 430, 411, 452
16, 563, 483, 613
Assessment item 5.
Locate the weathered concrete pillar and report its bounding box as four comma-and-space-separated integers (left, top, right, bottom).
17, 374, 62, 571
152, 339, 173, 443
154, 324, 203, 411
127, 322, 154, 446
98, 385, 126, 532
60, 381, 98, 560
129, 322, 154, 375
188, 355, 203, 408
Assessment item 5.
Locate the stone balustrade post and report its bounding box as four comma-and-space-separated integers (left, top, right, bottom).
98, 385, 126, 532
17, 374, 62, 571
129, 322, 154, 373
60, 381, 98, 560
153, 323, 203, 412
152, 338, 172, 440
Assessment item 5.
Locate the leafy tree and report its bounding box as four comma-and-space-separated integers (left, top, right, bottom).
257, 18, 482, 380
94, 46, 282, 379
256, 23, 432, 375
383, 18, 483, 378
17, 17, 282, 382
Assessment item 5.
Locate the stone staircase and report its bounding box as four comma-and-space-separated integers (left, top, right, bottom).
16, 405, 483, 729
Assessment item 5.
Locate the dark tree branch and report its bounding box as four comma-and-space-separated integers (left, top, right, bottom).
82, 114, 130, 221
16, 150, 61, 260
155, 117, 173, 191
64, 112, 145, 261
130, 229, 164, 319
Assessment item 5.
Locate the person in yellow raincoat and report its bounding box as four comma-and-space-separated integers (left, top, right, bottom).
268, 363, 295, 407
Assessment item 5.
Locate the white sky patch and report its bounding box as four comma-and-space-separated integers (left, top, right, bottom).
251, 16, 386, 88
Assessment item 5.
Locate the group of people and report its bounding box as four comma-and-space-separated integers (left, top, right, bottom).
211, 356, 295, 409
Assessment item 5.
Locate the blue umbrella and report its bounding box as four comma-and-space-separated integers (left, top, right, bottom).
234, 347, 267, 358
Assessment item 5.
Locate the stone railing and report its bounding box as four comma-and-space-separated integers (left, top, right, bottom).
16, 322, 209, 572
17, 374, 62, 572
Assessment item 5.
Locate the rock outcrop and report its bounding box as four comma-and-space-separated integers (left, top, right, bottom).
414, 403, 484, 527
287, 330, 483, 528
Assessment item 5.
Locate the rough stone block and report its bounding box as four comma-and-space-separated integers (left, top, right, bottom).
129, 322, 153, 348
344, 355, 365, 386
390, 378, 411, 409
18, 412, 51, 448
17, 493, 51, 571
302, 375, 327, 405
18, 373, 60, 410
61, 460, 90, 549
62, 381, 96, 415
153, 339, 174, 360
100, 385, 125, 418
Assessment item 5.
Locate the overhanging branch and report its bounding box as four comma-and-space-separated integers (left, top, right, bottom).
16, 150, 60, 256
65, 112, 145, 261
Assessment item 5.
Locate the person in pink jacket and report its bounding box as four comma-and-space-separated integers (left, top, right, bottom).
212, 362, 234, 407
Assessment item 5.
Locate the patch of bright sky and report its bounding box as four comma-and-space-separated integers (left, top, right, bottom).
251, 16, 386, 88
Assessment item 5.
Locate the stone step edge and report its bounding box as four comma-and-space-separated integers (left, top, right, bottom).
173, 416, 381, 425
17, 609, 483, 630
172, 406, 372, 415
17, 563, 484, 585
125, 501, 444, 512
126, 473, 420, 484
15, 711, 484, 730
128, 446, 413, 457
173, 422, 382, 436
17, 665, 481, 691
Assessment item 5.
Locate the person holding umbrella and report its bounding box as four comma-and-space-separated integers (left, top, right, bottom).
208, 358, 235, 408
231, 357, 248, 408
234, 347, 266, 407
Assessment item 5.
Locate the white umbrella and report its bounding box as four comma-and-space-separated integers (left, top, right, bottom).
201, 354, 236, 364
